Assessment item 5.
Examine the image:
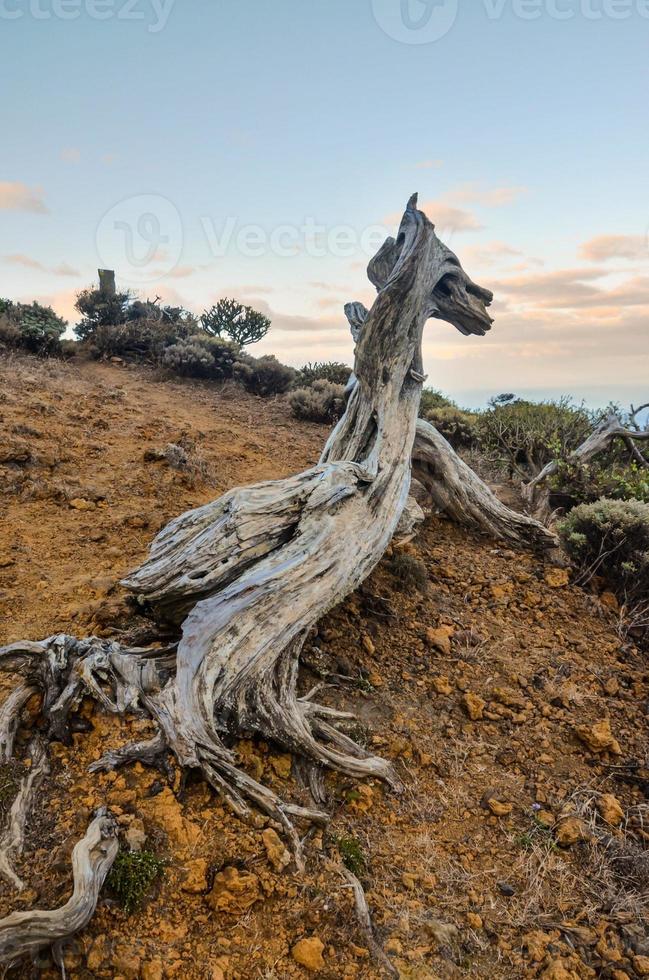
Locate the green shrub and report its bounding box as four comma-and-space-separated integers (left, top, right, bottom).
476, 397, 595, 479
297, 361, 352, 386
425, 406, 478, 449
559, 498, 649, 602
337, 836, 366, 877
0, 299, 67, 355
234, 354, 296, 396
106, 849, 165, 914
201, 298, 270, 347
162, 335, 240, 379
289, 379, 346, 423
550, 458, 649, 506
74, 287, 133, 341
419, 387, 456, 416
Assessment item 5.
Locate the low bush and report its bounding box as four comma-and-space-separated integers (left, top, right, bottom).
0, 299, 67, 355
289, 379, 346, 423
387, 552, 429, 593
550, 458, 649, 507
234, 354, 296, 396
74, 287, 133, 341
425, 406, 478, 449
297, 361, 352, 386
419, 386, 456, 416
559, 498, 649, 602
161, 335, 240, 380
476, 397, 594, 479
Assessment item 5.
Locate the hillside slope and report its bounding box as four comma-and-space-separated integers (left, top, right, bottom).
0, 353, 647, 980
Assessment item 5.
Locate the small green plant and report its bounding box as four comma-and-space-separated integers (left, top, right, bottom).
0, 298, 67, 355
162, 334, 240, 379
419, 386, 456, 416
387, 552, 429, 593
337, 835, 366, 877
106, 849, 165, 913
515, 814, 557, 852
201, 298, 270, 347
425, 406, 478, 449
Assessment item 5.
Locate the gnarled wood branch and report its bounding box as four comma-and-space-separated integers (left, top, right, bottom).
0, 808, 118, 966
522, 409, 649, 517
0, 740, 49, 892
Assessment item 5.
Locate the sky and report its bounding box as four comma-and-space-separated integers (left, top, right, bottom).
1, 0, 648, 408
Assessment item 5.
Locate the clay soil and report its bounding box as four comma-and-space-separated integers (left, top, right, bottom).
1, 351, 648, 980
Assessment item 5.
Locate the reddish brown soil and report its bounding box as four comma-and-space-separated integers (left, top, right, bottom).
0, 353, 647, 980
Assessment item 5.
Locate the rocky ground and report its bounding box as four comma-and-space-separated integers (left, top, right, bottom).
0, 351, 648, 980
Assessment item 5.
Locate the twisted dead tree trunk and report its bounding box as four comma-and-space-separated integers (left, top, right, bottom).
0, 196, 495, 961
522, 406, 649, 518
343, 301, 556, 550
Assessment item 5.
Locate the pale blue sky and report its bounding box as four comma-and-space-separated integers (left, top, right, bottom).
1, 0, 648, 406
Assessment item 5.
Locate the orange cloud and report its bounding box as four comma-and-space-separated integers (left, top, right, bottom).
580, 234, 648, 262
0, 181, 48, 214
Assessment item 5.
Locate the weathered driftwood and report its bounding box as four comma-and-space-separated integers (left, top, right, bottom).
522, 408, 649, 517
0, 808, 118, 966
0, 197, 494, 868
413, 419, 557, 548
0, 740, 49, 892
341, 867, 398, 978
341, 301, 556, 550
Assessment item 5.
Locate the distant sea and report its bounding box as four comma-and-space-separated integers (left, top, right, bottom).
449, 385, 648, 418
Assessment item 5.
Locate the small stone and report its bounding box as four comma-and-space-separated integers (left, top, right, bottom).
466, 912, 483, 929
633, 956, 649, 977
207, 866, 261, 914
69, 497, 95, 510
124, 819, 146, 852
401, 872, 418, 890
541, 959, 581, 979
462, 692, 485, 721
600, 591, 619, 612
555, 816, 586, 847
361, 634, 375, 655
425, 626, 454, 656
182, 858, 209, 893
597, 793, 624, 827
497, 881, 515, 896
487, 799, 513, 817
544, 568, 570, 588
291, 936, 325, 972
262, 828, 291, 872
431, 675, 453, 695
575, 718, 622, 755
142, 960, 164, 980
269, 753, 292, 779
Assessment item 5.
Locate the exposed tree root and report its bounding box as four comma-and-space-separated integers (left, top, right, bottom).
0, 808, 118, 967
0, 740, 49, 892
341, 867, 399, 978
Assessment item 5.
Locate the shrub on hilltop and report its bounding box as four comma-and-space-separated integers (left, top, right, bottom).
0, 298, 67, 355
296, 361, 352, 386
290, 379, 346, 423
234, 354, 296, 396
162, 335, 240, 380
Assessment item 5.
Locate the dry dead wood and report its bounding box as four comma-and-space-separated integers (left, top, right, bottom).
0, 808, 118, 966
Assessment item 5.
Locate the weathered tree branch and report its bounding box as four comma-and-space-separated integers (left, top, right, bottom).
0, 740, 49, 892
0, 808, 118, 966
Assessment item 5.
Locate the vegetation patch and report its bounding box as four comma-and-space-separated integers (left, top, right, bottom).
106, 849, 166, 914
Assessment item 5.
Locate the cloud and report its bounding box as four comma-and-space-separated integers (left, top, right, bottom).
4, 254, 80, 277
493, 267, 649, 311
449, 183, 527, 207
580, 234, 648, 262
387, 184, 527, 235
4, 253, 46, 271
461, 241, 523, 268
60, 147, 81, 164
0, 181, 49, 214
414, 159, 443, 170
51, 262, 79, 277
396, 201, 483, 233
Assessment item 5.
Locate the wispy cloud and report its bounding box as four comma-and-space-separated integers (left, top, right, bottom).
0, 181, 49, 214
4, 254, 79, 276
580, 234, 648, 262
60, 147, 81, 164
414, 159, 443, 170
